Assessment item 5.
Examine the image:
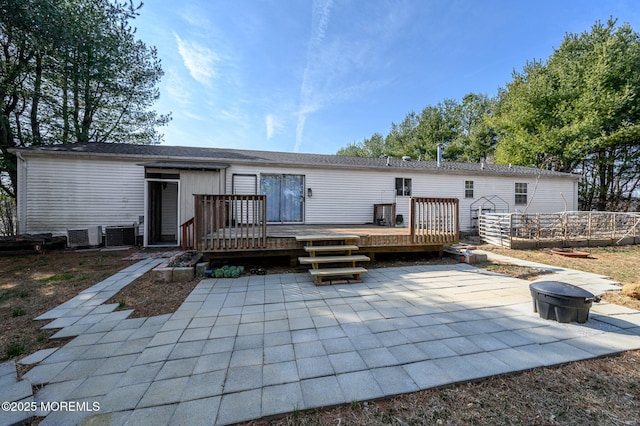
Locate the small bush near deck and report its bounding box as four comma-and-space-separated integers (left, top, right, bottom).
213, 265, 245, 278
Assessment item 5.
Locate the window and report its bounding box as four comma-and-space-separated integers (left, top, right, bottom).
395, 178, 412, 196
465, 181, 474, 198
145, 172, 180, 179
515, 182, 527, 205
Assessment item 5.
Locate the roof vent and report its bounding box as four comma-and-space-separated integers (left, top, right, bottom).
402, 156, 411, 162
437, 143, 443, 167
386, 156, 391, 166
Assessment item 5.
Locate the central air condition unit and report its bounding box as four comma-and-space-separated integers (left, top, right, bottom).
105, 225, 137, 247
67, 226, 102, 248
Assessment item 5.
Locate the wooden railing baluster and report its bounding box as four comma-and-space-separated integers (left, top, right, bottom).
193, 194, 267, 251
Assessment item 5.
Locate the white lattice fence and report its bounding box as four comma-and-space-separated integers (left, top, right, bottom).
479, 211, 640, 248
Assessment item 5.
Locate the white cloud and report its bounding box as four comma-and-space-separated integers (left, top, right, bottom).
164, 69, 192, 107
179, 8, 211, 29
217, 107, 248, 126
174, 33, 219, 85
182, 110, 207, 121
265, 114, 282, 140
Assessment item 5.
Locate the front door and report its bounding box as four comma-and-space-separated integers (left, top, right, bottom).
260, 174, 304, 223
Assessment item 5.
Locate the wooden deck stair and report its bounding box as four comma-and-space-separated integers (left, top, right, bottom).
295, 234, 370, 285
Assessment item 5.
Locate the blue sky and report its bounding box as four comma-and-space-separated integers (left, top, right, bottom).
134, 0, 640, 154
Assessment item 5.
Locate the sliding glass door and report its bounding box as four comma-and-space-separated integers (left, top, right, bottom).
260, 174, 304, 223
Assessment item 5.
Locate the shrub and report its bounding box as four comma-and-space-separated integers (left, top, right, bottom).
5, 341, 25, 358
12, 307, 26, 317
213, 265, 245, 278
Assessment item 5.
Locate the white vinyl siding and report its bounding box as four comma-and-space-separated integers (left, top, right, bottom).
179, 170, 222, 223
226, 164, 576, 231
20, 156, 144, 234
232, 174, 258, 194
16, 152, 579, 236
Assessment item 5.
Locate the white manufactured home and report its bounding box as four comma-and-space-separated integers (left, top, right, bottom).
11, 143, 579, 252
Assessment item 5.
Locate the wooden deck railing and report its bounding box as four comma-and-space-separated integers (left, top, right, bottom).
410, 197, 459, 244
194, 194, 267, 251
180, 217, 195, 250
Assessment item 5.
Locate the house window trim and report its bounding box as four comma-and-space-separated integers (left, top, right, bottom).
465, 180, 474, 199
515, 182, 528, 205
395, 177, 412, 197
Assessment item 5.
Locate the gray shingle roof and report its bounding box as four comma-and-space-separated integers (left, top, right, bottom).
15, 142, 577, 179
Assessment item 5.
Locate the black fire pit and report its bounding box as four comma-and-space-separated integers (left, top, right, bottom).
529, 281, 600, 323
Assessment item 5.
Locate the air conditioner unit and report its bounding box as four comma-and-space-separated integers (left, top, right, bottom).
105, 225, 137, 247
67, 226, 102, 248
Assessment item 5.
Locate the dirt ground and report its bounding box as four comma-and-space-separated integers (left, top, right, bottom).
1, 245, 639, 425
0, 248, 139, 363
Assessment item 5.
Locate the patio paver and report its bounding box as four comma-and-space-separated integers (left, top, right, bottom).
2, 259, 640, 426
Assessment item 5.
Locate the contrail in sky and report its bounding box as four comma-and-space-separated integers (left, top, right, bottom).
294, 0, 333, 152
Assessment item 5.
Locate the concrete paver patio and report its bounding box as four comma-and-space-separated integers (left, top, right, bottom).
2, 259, 640, 425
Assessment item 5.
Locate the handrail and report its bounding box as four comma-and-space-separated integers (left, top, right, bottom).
180, 217, 195, 250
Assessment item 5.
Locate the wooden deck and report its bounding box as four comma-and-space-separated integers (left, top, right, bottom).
191, 195, 459, 258
266, 224, 456, 252
266, 224, 412, 238
267, 224, 439, 254
199, 223, 457, 263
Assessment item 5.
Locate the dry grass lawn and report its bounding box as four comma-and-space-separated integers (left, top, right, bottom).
0, 248, 138, 362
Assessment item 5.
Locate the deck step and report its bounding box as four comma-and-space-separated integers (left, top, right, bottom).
295, 234, 360, 242
303, 245, 359, 253
297, 234, 368, 285
298, 255, 370, 264
308, 267, 368, 276
308, 267, 368, 285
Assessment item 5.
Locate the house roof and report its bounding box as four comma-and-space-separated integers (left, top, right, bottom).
13, 142, 578, 179
139, 161, 229, 171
